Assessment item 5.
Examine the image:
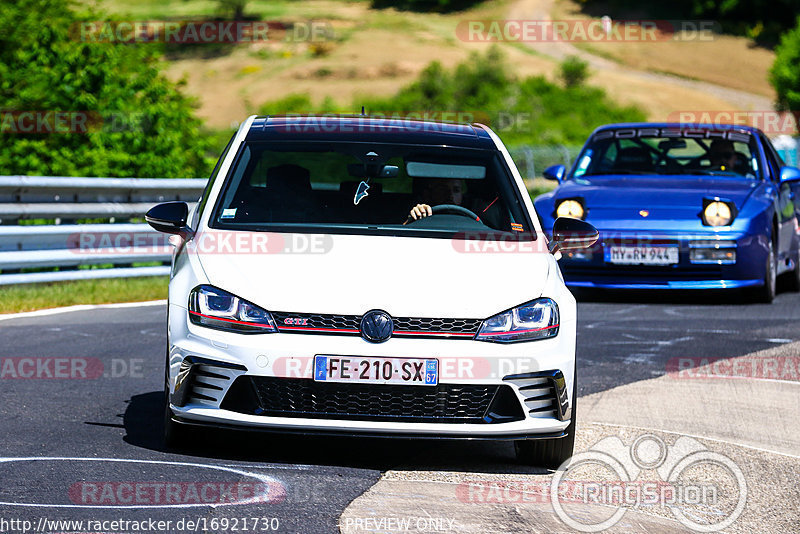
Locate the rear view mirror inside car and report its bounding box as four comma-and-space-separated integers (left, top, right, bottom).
347, 163, 399, 178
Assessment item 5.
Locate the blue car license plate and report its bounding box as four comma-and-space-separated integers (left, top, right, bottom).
604, 245, 679, 265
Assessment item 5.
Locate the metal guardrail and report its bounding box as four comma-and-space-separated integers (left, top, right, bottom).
0, 176, 206, 285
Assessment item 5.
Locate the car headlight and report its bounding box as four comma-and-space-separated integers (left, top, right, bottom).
703, 201, 733, 226
476, 298, 559, 343
556, 199, 585, 220
188, 285, 277, 333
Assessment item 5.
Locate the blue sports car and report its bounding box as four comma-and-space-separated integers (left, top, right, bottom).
534, 123, 800, 302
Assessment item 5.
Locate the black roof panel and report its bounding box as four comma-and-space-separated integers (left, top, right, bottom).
246, 116, 496, 149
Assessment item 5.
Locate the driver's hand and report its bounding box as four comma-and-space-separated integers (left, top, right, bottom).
409, 204, 433, 221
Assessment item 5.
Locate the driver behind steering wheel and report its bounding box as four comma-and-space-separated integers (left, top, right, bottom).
407, 178, 464, 221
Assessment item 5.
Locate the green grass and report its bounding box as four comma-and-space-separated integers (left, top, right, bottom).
0, 276, 168, 314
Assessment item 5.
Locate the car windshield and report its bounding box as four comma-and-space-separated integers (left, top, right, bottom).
572, 128, 762, 180
210, 141, 532, 237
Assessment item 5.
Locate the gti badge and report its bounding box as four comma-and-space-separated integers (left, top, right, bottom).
360, 310, 393, 343
639, 209, 650, 218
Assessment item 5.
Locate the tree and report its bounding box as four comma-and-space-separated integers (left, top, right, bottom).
770, 17, 800, 114
577, 0, 798, 45
0, 0, 213, 178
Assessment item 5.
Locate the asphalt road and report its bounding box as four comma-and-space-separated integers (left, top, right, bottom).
0, 288, 798, 533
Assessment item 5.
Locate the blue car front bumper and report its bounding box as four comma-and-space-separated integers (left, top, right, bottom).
557, 231, 767, 290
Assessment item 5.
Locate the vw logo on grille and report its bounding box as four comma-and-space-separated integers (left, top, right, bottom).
360, 310, 394, 343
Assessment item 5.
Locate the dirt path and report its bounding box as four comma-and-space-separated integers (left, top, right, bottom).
508, 0, 772, 113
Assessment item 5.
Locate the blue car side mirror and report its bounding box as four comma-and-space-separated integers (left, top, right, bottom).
543, 165, 566, 183
780, 166, 800, 184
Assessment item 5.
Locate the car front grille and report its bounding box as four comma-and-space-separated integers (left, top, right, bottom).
271, 312, 360, 333
221, 377, 524, 424
271, 311, 482, 339
393, 317, 483, 334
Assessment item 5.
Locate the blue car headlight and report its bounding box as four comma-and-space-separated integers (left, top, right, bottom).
475, 298, 559, 343
188, 285, 277, 334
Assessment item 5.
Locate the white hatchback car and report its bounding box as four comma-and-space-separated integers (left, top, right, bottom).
146, 115, 597, 468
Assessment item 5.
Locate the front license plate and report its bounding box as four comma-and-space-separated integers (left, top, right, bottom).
604, 245, 679, 265
313, 355, 438, 386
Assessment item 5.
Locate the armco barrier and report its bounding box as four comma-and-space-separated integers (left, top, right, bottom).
0, 176, 206, 285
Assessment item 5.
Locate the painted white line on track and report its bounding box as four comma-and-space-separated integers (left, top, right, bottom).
672, 375, 800, 386
219, 463, 316, 470
0, 457, 283, 508
585, 421, 800, 460
0, 300, 167, 322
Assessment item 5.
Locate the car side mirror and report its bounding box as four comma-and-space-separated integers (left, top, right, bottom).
780, 166, 800, 184
543, 165, 566, 183
146, 202, 192, 237
549, 217, 598, 254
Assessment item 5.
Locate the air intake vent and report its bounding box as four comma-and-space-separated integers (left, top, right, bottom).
503, 370, 570, 421
187, 365, 233, 405
172, 357, 247, 408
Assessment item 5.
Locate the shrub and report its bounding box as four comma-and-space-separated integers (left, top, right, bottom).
559, 56, 589, 88
0, 0, 213, 178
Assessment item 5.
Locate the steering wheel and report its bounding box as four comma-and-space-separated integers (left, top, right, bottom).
430, 204, 481, 222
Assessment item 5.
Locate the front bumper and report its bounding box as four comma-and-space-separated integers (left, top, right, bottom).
167, 304, 575, 439
559, 231, 766, 290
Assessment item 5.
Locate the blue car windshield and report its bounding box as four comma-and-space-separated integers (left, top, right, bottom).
573, 128, 762, 180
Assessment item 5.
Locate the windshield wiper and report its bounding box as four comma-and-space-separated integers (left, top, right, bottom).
677, 169, 740, 177
587, 170, 657, 176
